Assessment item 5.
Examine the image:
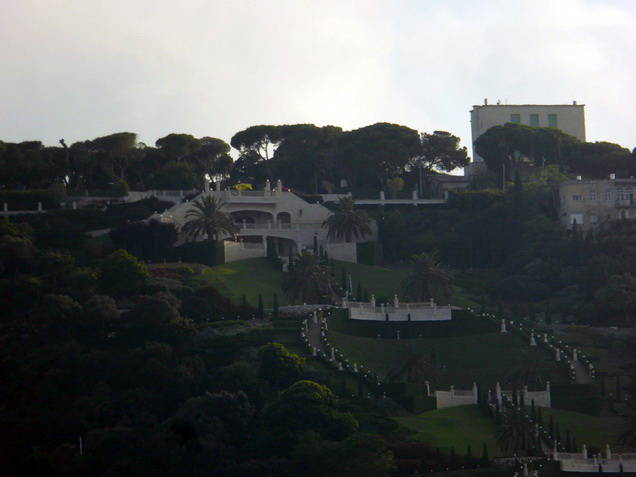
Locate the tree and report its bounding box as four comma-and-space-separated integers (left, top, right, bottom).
258, 342, 305, 388
338, 123, 420, 189
401, 251, 454, 302
260, 380, 358, 455
595, 274, 636, 325
386, 343, 437, 384
419, 130, 470, 173
98, 249, 149, 296
496, 406, 536, 453
283, 251, 338, 304
89, 132, 140, 180
155, 133, 200, 165
230, 125, 283, 182
181, 195, 237, 241
323, 197, 372, 243
188, 137, 233, 187
291, 432, 394, 477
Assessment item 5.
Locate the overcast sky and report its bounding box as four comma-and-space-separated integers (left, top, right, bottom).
2, 0, 635, 158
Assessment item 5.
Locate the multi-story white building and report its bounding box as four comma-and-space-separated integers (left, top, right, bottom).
467, 100, 586, 175
558, 174, 636, 230
152, 180, 377, 264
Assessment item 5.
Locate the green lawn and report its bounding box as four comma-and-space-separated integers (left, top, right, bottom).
397, 405, 501, 457
198, 258, 286, 307
325, 312, 564, 390
539, 407, 629, 451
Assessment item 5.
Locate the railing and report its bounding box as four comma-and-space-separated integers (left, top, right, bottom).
233, 221, 325, 231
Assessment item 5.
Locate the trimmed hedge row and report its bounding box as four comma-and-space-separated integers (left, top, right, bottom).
551, 383, 602, 416
0, 190, 62, 210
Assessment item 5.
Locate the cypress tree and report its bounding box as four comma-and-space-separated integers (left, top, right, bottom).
357, 281, 362, 301
545, 302, 552, 325
519, 392, 525, 408
467, 444, 472, 461
538, 407, 544, 429
513, 301, 519, 318
242, 295, 247, 308
340, 267, 346, 292
600, 376, 606, 397
481, 443, 489, 466
257, 294, 264, 319
273, 293, 279, 317
512, 384, 518, 406
549, 415, 554, 439
450, 446, 456, 469
313, 234, 318, 254
530, 400, 536, 422
617, 375, 622, 400
497, 301, 504, 317
480, 295, 487, 315
566, 429, 571, 452
573, 437, 577, 453
556, 423, 561, 449
363, 288, 369, 302
529, 302, 536, 321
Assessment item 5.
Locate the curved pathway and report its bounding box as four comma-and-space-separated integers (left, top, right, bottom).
307, 320, 325, 354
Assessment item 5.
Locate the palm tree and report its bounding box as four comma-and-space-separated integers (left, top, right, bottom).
322, 197, 372, 242
401, 251, 454, 302
386, 343, 437, 384
496, 406, 536, 453
181, 195, 237, 241
283, 251, 338, 304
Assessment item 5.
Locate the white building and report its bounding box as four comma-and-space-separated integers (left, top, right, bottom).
152, 180, 377, 264
467, 100, 586, 175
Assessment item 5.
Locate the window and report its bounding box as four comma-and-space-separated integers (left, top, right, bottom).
529, 114, 539, 127
617, 188, 624, 200
620, 210, 627, 219
589, 190, 596, 201
510, 114, 521, 124
627, 188, 634, 203
548, 114, 558, 127
570, 214, 584, 225
605, 190, 611, 200
572, 195, 582, 201
591, 215, 598, 224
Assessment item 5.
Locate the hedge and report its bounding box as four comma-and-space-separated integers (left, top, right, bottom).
166, 240, 225, 266
357, 241, 383, 266
551, 383, 602, 416
0, 190, 62, 210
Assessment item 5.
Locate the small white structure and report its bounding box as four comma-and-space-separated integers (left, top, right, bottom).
558, 445, 636, 473
493, 381, 551, 408
345, 298, 452, 321
435, 382, 479, 409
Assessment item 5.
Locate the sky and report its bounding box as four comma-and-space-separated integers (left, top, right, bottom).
2, 0, 635, 159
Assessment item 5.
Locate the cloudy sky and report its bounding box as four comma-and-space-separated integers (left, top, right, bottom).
2, 0, 635, 157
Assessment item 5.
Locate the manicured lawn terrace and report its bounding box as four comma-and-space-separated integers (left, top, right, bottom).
398, 406, 628, 458
325, 312, 565, 390
198, 258, 287, 307
397, 405, 501, 457
539, 407, 628, 452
